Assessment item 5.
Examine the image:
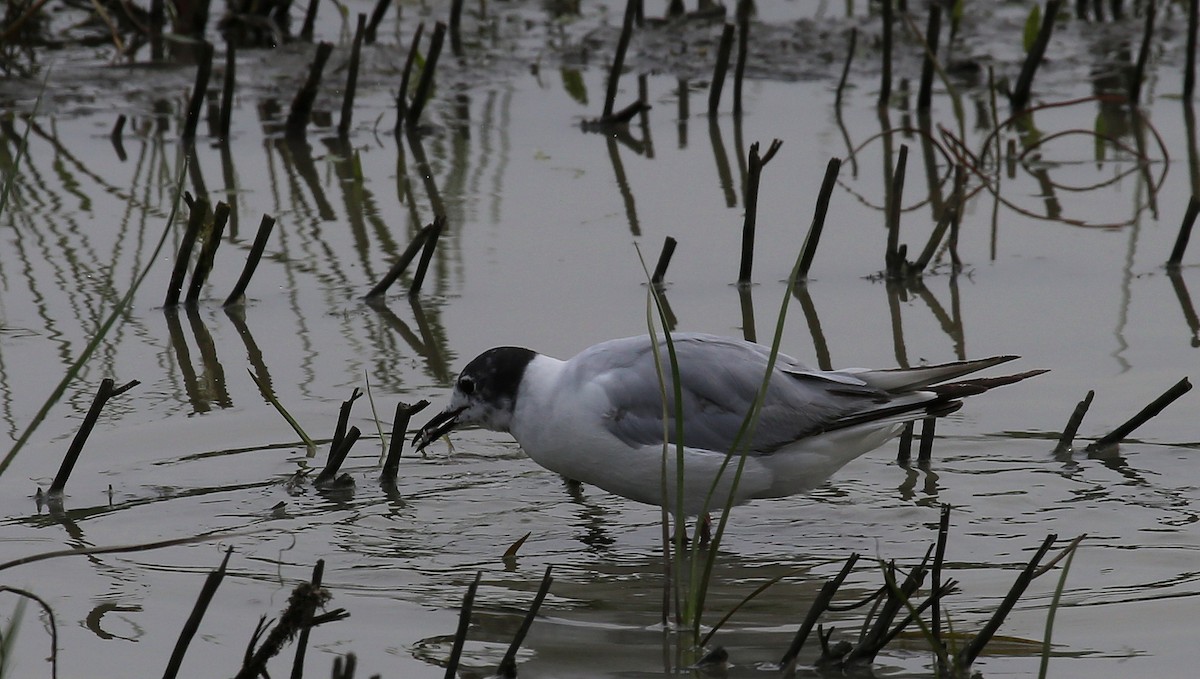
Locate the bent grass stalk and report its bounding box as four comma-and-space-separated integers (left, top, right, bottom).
637, 163, 841, 645
1, 148, 188, 478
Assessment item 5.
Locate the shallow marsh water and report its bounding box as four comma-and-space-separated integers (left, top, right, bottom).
1, 1, 1199, 677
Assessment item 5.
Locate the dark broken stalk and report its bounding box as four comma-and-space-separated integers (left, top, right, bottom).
732, 0, 751, 117
797, 157, 842, 280
365, 222, 433, 299
166, 197, 210, 306
444, 572, 482, 679
381, 400, 429, 483
406, 22, 447, 129
835, 28, 857, 110
1187, 0, 1198, 99
364, 0, 390, 45
885, 145, 909, 278
48, 378, 139, 493
219, 43, 236, 140
182, 41, 213, 141
779, 553, 860, 675
651, 236, 678, 286
316, 426, 360, 487
844, 548, 932, 665
394, 22, 426, 133
449, 0, 465, 54
1085, 377, 1193, 453
737, 139, 783, 286
338, 14, 368, 138
916, 2, 941, 111
330, 388, 364, 462
495, 566, 554, 679
601, 0, 639, 121
931, 504, 951, 650
408, 215, 446, 296
163, 547, 233, 679
287, 560, 326, 679
878, 0, 893, 107
185, 201, 231, 305
223, 213, 276, 307
913, 204, 954, 272
1167, 194, 1198, 268
955, 534, 1057, 668
917, 416, 936, 462
1054, 390, 1095, 454
708, 24, 735, 116
1129, 0, 1156, 107
111, 114, 126, 145
285, 42, 334, 139
299, 0, 319, 41
1009, 0, 1062, 112
331, 654, 356, 679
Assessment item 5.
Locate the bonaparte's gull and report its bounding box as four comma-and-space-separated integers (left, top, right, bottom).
413, 333, 1043, 517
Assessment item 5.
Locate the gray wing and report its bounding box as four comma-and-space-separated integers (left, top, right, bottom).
565, 333, 888, 453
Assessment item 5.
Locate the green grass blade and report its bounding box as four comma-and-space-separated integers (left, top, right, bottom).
1039, 536, 1083, 679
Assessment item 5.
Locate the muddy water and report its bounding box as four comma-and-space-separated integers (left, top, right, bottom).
1, 1, 1198, 677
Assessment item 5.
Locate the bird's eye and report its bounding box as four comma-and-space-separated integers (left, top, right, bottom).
459, 376, 475, 395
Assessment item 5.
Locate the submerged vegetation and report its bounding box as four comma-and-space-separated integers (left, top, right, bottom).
1, 0, 1197, 676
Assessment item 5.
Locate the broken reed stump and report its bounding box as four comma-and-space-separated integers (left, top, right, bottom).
338, 14, 368, 138
166, 197, 209, 306
884, 145, 909, 278
365, 222, 435, 299
48, 378, 140, 493
779, 554, 859, 675
285, 41, 334, 139
409, 215, 446, 296
1054, 389, 1095, 453
185, 201, 231, 305
930, 503, 951, 647
223, 213, 276, 307
300, 0, 319, 41
1084, 377, 1192, 453
162, 548, 233, 679
381, 400, 429, 483
495, 566, 554, 679
1168, 195, 1198, 267
394, 22, 425, 132
737, 139, 783, 286
289, 560, 324, 679
732, 0, 751, 117
1129, 0, 1156, 107
916, 2, 941, 111
365, 0, 391, 45
218, 42, 236, 140
449, 0, 465, 54
444, 572, 483, 679
955, 534, 1057, 668
797, 157, 842, 280
651, 236, 678, 285
602, 0, 639, 121
878, 0, 893, 107
406, 22, 447, 129
1187, 0, 1198, 99
328, 388, 363, 462
182, 41, 214, 141
316, 426, 360, 487
896, 421, 915, 463
1009, 0, 1062, 111
708, 24, 735, 116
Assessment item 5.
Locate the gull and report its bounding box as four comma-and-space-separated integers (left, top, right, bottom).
412, 333, 1043, 519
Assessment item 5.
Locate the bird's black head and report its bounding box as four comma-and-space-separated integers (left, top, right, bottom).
412, 346, 537, 450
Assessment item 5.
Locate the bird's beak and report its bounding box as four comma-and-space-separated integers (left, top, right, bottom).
412, 406, 466, 450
